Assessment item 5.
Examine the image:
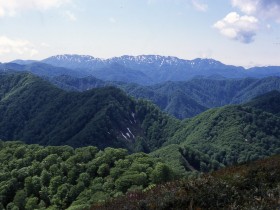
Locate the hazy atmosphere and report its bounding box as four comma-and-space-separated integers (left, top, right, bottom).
0, 0, 280, 67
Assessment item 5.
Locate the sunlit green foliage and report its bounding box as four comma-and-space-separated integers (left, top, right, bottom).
0, 141, 175, 210
168, 104, 280, 166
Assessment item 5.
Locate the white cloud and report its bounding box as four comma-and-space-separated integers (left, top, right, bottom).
231, 0, 280, 22
0, 36, 38, 56
0, 0, 71, 17
192, 0, 208, 12
63, 10, 77, 21
213, 12, 258, 43
213, 0, 280, 44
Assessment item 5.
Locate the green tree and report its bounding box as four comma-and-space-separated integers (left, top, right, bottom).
25, 197, 38, 210
97, 164, 110, 177
13, 190, 26, 210
151, 163, 173, 184
40, 170, 51, 187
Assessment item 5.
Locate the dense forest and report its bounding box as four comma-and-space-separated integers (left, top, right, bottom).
0, 141, 175, 210
0, 72, 179, 152
157, 104, 280, 173
49, 75, 280, 118
1, 73, 280, 172
1, 72, 280, 209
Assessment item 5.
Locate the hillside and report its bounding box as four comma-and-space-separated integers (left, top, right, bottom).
47, 75, 107, 92
147, 90, 280, 175
0, 141, 175, 210
123, 77, 280, 116
89, 63, 153, 85
167, 105, 280, 166
93, 155, 280, 209
49, 75, 280, 119
245, 90, 280, 116
0, 73, 179, 152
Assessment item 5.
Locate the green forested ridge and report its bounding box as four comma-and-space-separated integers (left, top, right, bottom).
0, 141, 175, 210
147, 92, 280, 175
93, 154, 280, 209
0, 72, 179, 152
245, 90, 280, 116
164, 104, 280, 170
50, 75, 280, 119
47, 75, 106, 92
122, 76, 280, 119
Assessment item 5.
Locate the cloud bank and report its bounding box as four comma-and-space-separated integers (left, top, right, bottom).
213, 12, 258, 43
0, 36, 38, 56
0, 0, 71, 17
214, 0, 280, 43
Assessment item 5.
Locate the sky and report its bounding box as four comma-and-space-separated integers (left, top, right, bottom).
0, 0, 280, 67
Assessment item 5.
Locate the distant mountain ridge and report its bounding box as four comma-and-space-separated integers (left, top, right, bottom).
0, 62, 88, 77
41, 54, 246, 84
42, 54, 225, 69
7, 54, 280, 85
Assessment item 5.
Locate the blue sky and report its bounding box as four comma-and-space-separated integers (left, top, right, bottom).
0, 0, 279, 67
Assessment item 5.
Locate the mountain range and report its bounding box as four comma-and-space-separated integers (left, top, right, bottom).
4, 54, 280, 85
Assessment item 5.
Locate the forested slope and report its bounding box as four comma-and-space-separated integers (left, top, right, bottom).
50, 75, 280, 119
0, 73, 179, 152
150, 91, 280, 175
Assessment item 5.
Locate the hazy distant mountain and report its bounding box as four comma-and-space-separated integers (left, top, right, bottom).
8, 54, 280, 85
41, 54, 248, 84
48, 75, 107, 91
42, 54, 106, 70
90, 63, 153, 85
0, 62, 88, 77
10, 59, 37, 65
249, 66, 280, 77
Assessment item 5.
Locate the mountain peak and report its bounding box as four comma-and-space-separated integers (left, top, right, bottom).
41, 54, 225, 69
43, 54, 105, 62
